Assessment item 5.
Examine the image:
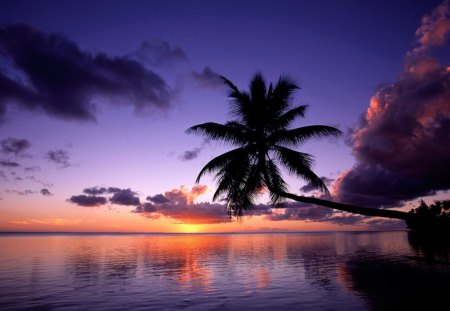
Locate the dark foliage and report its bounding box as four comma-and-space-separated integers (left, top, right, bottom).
407, 200, 450, 234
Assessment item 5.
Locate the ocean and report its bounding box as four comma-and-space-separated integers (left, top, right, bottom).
0, 231, 449, 310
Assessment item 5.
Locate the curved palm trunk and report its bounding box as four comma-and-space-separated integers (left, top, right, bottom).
276, 191, 410, 220
261, 165, 410, 220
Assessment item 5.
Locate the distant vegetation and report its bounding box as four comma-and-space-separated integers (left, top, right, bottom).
407, 201, 450, 234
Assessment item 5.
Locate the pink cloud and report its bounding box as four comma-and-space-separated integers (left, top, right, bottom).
411, 0, 450, 55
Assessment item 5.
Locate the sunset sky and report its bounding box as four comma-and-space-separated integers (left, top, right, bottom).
1, 0, 449, 233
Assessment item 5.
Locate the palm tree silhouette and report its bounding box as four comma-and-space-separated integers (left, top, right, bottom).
187, 73, 408, 220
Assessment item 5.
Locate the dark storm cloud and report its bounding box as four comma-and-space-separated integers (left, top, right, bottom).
40, 188, 52, 196
180, 147, 201, 161
0, 23, 173, 122
191, 66, 223, 88
0, 160, 20, 167
47, 149, 71, 167
334, 58, 450, 208
0, 137, 30, 155
68, 195, 107, 207
334, 165, 438, 208
300, 176, 334, 193
333, 2, 450, 209
134, 39, 188, 66
109, 188, 140, 206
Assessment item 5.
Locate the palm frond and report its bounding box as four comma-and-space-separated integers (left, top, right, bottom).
220, 76, 254, 124
228, 158, 265, 216
269, 125, 341, 146
273, 145, 329, 194
213, 152, 256, 212
275, 105, 308, 129
264, 158, 288, 204
195, 147, 247, 183
268, 76, 300, 116
250, 73, 267, 105
186, 122, 247, 145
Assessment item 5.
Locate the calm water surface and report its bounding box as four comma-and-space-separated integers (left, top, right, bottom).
1, 231, 449, 310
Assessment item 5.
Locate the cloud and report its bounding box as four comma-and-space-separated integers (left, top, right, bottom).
67, 183, 400, 228
109, 188, 141, 206
68, 195, 107, 207
132, 201, 231, 224
82, 186, 124, 195
300, 176, 334, 193
134, 39, 188, 66
0, 23, 174, 123
264, 202, 333, 222
334, 58, 450, 208
83, 186, 108, 195
133, 185, 234, 224
163, 185, 208, 204
101, 184, 359, 225
0, 160, 20, 167
190, 185, 209, 198
40, 188, 52, 196
24, 166, 40, 172
0, 137, 30, 155
6, 189, 34, 196
69, 186, 141, 207
146, 194, 170, 204
180, 147, 202, 161
134, 202, 159, 213
334, 2, 450, 209
191, 66, 223, 88
26, 175, 53, 187
47, 149, 71, 167
411, 0, 450, 55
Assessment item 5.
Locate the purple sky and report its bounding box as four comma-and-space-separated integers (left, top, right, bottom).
0, 0, 449, 232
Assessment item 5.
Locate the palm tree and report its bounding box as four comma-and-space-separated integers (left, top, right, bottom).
186, 73, 409, 220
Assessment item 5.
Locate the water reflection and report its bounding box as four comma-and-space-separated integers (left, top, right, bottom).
0, 232, 449, 310
339, 232, 450, 311
67, 242, 102, 284
407, 231, 450, 262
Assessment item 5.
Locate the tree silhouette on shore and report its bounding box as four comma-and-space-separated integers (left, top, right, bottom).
187, 73, 410, 220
